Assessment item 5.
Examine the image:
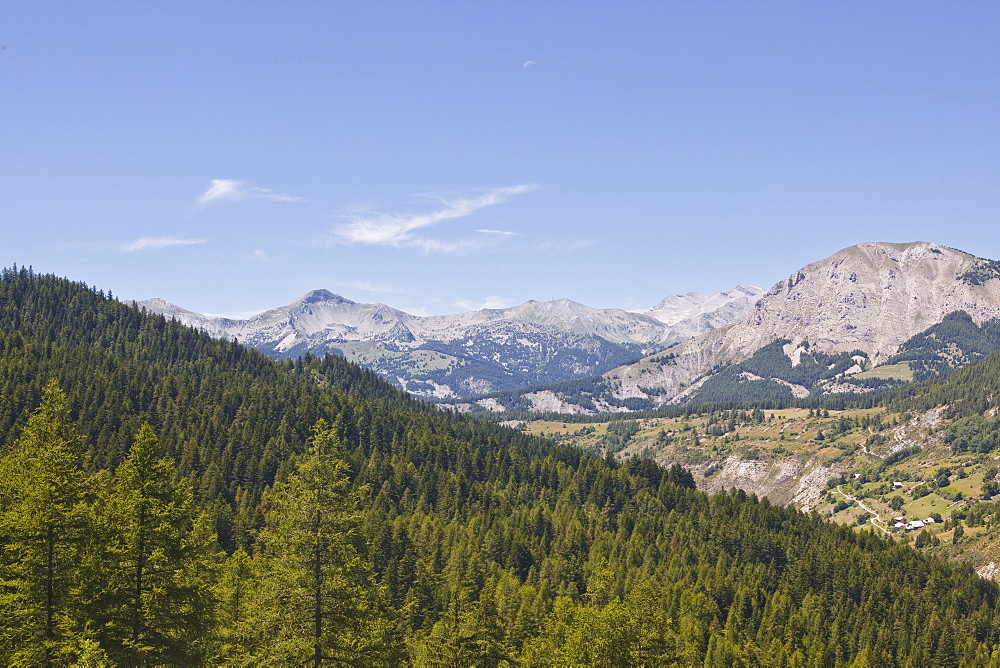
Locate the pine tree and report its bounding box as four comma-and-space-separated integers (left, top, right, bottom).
210, 547, 257, 664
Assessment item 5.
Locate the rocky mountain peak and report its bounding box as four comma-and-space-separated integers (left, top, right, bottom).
139, 297, 190, 314
139, 284, 758, 399
600, 241, 1000, 410
740, 241, 986, 360
296, 289, 354, 306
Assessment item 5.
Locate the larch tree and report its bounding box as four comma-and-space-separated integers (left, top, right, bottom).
0, 380, 100, 665
92, 422, 217, 665
245, 419, 401, 666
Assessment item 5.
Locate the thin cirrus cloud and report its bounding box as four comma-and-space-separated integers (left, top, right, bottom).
195, 179, 303, 210
331, 184, 537, 252
477, 228, 518, 236
120, 237, 207, 252
240, 249, 269, 263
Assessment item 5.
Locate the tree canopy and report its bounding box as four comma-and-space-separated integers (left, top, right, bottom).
4, 268, 1000, 664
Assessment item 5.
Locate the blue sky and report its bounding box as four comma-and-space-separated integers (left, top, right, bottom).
2, 1, 998, 316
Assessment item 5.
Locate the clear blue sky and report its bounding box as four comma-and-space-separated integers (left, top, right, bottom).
2, 1, 998, 316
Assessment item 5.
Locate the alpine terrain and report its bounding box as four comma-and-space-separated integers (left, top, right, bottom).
467, 242, 1000, 413
6, 266, 1000, 665
139, 285, 763, 399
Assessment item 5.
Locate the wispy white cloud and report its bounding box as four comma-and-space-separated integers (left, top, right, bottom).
477, 228, 518, 236
331, 184, 537, 252
340, 279, 407, 294
409, 237, 492, 254
195, 179, 303, 210
120, 237, 207, 252
454, 296, 515, 311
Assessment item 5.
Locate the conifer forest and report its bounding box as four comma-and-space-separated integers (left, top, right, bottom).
6, 268, 1000, 666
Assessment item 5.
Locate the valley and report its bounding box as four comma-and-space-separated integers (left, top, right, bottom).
516, 389, 1000, 577
9, 2, 998, 663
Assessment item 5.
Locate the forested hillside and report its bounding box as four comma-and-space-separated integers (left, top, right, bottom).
889, 310, 1000, 381
885, 349, 1000, 419
5, 267, 1000, 665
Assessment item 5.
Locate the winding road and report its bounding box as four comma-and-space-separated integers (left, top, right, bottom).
835, 485, 892, 536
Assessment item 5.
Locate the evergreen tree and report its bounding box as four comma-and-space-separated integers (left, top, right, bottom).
243, 420, 401, 665
210, 547, 257, 664
0, 380, 99, 665
8, 271, 1000, 664
90, 423, 217, 665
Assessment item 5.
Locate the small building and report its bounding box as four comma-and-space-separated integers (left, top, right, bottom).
924, 517, 936, 524
905, 520, 926, 531
893, 482, 903, 489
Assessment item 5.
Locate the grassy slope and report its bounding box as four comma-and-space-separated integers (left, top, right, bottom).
528, 404, 1000, 576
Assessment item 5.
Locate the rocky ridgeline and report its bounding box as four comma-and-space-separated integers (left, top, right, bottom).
475, 242, 1000, 413
605, 242, 1000, 406
139, 285, 763, 399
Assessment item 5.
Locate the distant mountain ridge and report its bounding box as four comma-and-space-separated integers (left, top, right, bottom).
631, 284, 764, 339
139, 285, 764, 398
463, 242, 1000, 413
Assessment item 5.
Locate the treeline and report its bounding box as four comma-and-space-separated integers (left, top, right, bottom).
959, 257, 1000, 286
6, 269, 1000, 664
689, 339, 871, 405
890, 311, 1000, 380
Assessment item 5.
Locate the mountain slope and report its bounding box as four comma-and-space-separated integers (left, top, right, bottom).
477, 242, 1000, 413
7, 267, 1000, 664
889, 310, 1000, 381
139, 285, 763, 399
632, 284, 764, 339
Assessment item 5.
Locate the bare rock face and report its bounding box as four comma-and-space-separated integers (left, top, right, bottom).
607, 242, 1000, 404
697, 456, 840, 510
736, 241, 1000, 362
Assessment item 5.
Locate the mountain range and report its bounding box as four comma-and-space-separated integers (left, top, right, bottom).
140, 241, 1000, 414
459, 242, 1000, 413
139, 285, 764, 399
